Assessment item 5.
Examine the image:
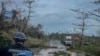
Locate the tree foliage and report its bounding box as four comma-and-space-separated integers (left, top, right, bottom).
0, 0, 45, 47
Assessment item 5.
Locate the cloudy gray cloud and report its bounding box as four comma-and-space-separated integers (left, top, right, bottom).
0, 0, 99, 35
29, 0, 99, 35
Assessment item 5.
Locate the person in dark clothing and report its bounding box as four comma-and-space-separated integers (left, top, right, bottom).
0, 32, 33, 56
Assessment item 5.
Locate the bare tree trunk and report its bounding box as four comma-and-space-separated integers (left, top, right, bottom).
71, 9, 90, 47
22, 0, 34, 32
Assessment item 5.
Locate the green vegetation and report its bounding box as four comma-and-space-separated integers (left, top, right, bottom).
0, 31, 47, 48
0, 32, 12, 47
71, 38, 100, 56
81, 45, 100, 56
25, 37, 47, 48
54, 51, 67, 56
0, 1, 46, 48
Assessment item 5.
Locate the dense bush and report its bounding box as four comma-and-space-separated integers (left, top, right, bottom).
0, 35, 12, 47
54, 51, 67, 56
84, 46, 100, 56
72, 40, 100, 56
25, 37, 47, 48
76, 44, 100, 56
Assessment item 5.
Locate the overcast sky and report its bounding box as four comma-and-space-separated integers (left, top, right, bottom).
30, 0, 99, 35
0, 0, 100, 35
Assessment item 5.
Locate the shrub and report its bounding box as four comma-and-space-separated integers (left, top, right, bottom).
0, 35, 12, 47
54, 51, 67, 56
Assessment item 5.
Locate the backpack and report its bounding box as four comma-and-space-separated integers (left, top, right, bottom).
8, 49, 33, 56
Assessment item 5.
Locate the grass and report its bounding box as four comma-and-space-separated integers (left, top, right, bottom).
25, 37, 47, 48
71, 40, 100, 56
54, 51, 67, 56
